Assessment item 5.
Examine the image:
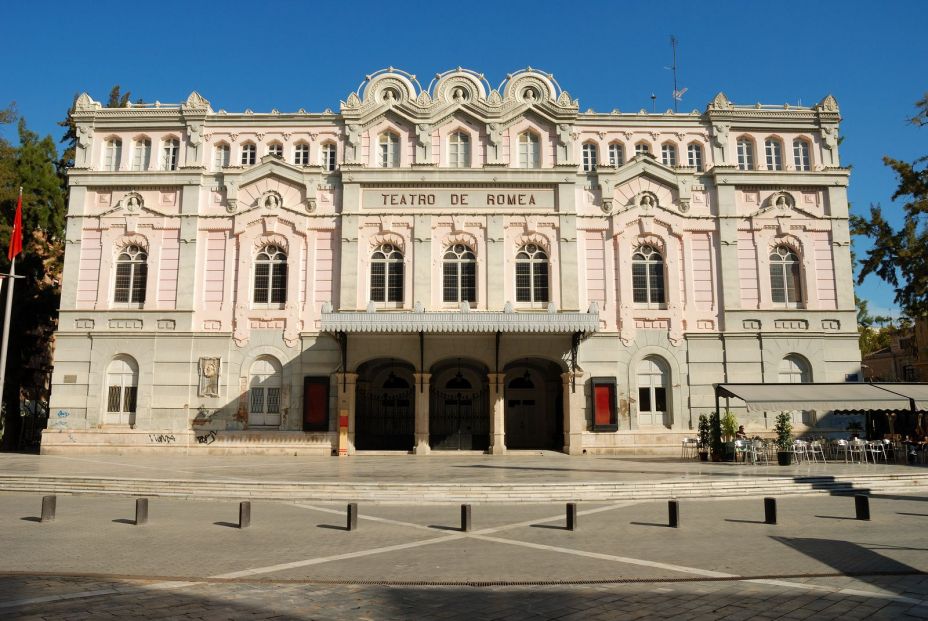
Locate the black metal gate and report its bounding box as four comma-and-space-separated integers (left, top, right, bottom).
355, 387, 414, 451
429, 389, 489, 450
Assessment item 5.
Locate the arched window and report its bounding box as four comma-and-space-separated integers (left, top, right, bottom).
320, 142, 337, 171
635, 142, 651, 157
515, 244, 549, 304
267, 142, 283, 158
632, 245, 665, 306
518, 131, 540, 168
114, 245, 147, 305
582, 142, 598, 171
687, 143, 703, 170
769, 245, 801, 305
293, 142, 310, 166
448, 131, 471, 168
106, 356, 139, 425
793, 139, 811, 171
104, 138, 122, 171
736, 138, 754, 170
765, 138, 783, 170
253, 244, 287, 305
132, 138, 151, 171
443, 243, 477, 303
370, 243, 404, 303
161, 138, 179, 171
241, 142, 257, 166
379, 131, 400, 168
608, 143, 624, 167
213, 143, 230, 170
778, 354, 812, 383
637, 357, 668, 426
661, 143, 677, 167
248, 356, 282, 427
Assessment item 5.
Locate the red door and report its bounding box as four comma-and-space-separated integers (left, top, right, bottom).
303, 377, 329, 431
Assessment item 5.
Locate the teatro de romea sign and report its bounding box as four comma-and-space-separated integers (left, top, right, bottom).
363, 188, 555, 209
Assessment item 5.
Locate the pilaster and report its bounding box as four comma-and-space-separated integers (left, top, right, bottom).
413, 215, 432, 308
486, 216, 505, 310
339, 183, 360, 310
488, 372, 506, 454
335, 372, 358, 455
716, 185, 741, 317
176, 185, 200, 310
413, 372, 431, 454
558, 182, 580, 311
60, 186, 88, 310
561, 371, 585, 455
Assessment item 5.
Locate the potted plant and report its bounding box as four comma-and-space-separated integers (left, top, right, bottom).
720, 409, 739, 461
697, 414, 710, 461
709, 411, 723, 461
774, 412, 793, 466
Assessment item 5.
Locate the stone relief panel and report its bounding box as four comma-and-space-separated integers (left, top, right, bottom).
198, 357, 221, 397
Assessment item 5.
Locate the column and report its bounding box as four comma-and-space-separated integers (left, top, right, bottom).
413, 372, 431, 455
716, 185, 741, 318
488, 372, 506, 454
335, 372, 358, 456
561, 371, 585, 455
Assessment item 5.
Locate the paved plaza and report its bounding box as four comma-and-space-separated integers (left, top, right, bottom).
0, 454, 926, 619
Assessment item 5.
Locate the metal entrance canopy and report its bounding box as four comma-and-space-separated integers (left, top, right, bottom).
714, 382, 928, 413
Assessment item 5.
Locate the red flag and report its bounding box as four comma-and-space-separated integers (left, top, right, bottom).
8, 191, 22, 262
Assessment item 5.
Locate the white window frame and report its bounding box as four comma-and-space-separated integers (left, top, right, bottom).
635, 142, 651, 157
442, 244, 477, 304
248, 357, 282, 428
113, 245, 148, 307
736, 139, 754, 171
515, 244, 549, 306
132, 138, 151, 171
687, 143, 703, 170
267, 142, 284, 158
241, 143, 257, 166
581, 142, 598, 172
320, 142, 337, 171
778, 355, 813, 425
765, 139, 783, 170
104, 138, 122, 171
379, 132, 400, 168
294, 142, 310, 166
213, 143, 230, 170
253, 244, 288, 308
161, 138, 179, 171
105, 356, 139, 426
631, 245, 666, 308
608, 143, 624, 167
448, 131, 471, 168
370, 243, 405, 305
661, 143, 677, 167
518, 131, 541, 168
769, 245, 802, 307
637, 357, 669, 427
793, 139, 811, 171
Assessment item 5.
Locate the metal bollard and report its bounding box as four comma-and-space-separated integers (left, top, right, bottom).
347, 503, 358, 531
668, 500, 679, 528
238, 501, 251, 529
40, 495, 56, 522
855, 494, 870, 521
461, 504, 472, 532
764, 497, 777, 525
135, 498, 149, 526
566, 502, 578, 531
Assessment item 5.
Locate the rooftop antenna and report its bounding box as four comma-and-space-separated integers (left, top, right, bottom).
667, 35, 687, 112
650, 93, 656, 113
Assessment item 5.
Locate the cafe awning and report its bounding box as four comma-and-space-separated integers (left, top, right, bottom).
714, 382, 928, 413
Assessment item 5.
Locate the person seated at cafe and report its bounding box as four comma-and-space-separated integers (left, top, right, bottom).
735, 425, 748, 440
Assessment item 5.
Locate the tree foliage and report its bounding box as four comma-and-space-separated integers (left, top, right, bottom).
851, 94, 928, 318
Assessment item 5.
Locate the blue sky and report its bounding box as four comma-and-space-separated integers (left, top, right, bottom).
2, 0, 924, 318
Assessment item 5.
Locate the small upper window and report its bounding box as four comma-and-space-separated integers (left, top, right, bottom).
582, 143, 598, 172
253, 244, 287, 305
241, 143, 257, 166
379, 132, 400, 168
661, 143, 677, 167
632, 245, 665, 306
294, 142, 310, 166
518, 131, 541, 168
765, 139, 783, 170
635, 142, 651, 157
608, 143, 624, 167
132, 138, 151, 172
104, 139, 122, 171
769, 245, 801, 305
268, 142, 283, 158
448, 131, 471, 168
736, 138, 754, 171
687, 143, 703, 170
161, 138, 179, 171
793, 139, 811, 171
214, 143, 230, 170
321, 142, 337, 171
114, 245, 147, 305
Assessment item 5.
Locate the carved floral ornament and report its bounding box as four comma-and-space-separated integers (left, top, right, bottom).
443, 231, 478, 251
634, 234, 666, 255
116, 234, 150, 254
369, 232, 406, 254
513, 232, 551, 254
254, 234, 288, 253
767, 234, 803, 257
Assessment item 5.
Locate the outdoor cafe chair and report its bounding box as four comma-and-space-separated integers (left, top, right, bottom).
750, 440, 769, 465
833, 439, 850, 463
790, 440, 809, 464
681, 437, 698, 460
808, 440, 827, 464
867, 441, 888, 464
849, 439, 868, 464
734, 439, 750, 463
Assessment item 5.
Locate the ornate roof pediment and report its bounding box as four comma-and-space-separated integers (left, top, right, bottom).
220, 156, 324, 214
597, 156, 696, 215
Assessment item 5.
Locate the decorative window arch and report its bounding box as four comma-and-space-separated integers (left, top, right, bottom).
132, 137, 151, 171
214, 142, 230, 170
687, 142, 703, 170
267, 141, 284, 158
581, 142, 598, 172
379, 131, 400, 168
608, 142, 625, 167
248, 356, 282, 427
634, 141, 651, 157
637, 356, 669, 427
793, 138, 812, 171
105, 355, 138, 425
241, 142, 257, 166
661, 142, 677, 167
448, 131, 471, 168
293, 142, 310, 166
769, 244, 802, 305
161, 137, 180, 170
736, 137, 755, 170
253, 244, 287, 305
632, 245, 665, 306
114, 244, 148, 305
515, 243, 549, 304
370, 243, 404, 303
778, 354, 812, 383
518, 131, 541, 168
320, 141, 337, 171
104, 138, 122, 171
442, 243, 477, 303
764, 137, 784, 170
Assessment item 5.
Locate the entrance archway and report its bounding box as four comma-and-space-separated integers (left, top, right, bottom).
355, 359, 415, 451
504, 358, 563, 450
429, 358, 489, 451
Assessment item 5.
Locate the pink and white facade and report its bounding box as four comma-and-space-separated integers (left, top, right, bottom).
44, 68, 860, 455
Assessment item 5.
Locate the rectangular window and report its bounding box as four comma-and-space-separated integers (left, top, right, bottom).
370, 263, 386, 302
534, 263, 549, 303
638, 387, 651, 412
661, 145, 676, 167
793, 140, 810, 171
132, 140, 151, 171
123, 386, 138, 413
632, 263, 648, 303
107, 386, 121, 412
270, 264, 287, 304
654, 386, 666, 412
687, 144, 702, 170
635, 143, 650, 157
131, 263, 147, 304
737, 141, 754, 170
114, 263, 132, 303
253, 263, 270, 303
515, 263, 531, 302
162, 141, 178, 171
443, 263, 459, 303
266, 387, 281, 414
250, 387, 264, 413
649, 268, 665, 304
322, 144, 337, 171
387, 262, 404, 302
461, 262, 476, 302
609, 144, 624, 167
765, 140, 782, 170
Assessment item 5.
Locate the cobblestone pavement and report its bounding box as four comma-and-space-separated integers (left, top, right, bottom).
1, 491, 927, 619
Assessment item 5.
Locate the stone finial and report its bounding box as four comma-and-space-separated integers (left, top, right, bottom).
183, 91, 211, 111
344, 92, 361, 109
321, 302, 333, 313
816, 94, 839, 112
74, 92, 100, 112
708, 92, 733, 110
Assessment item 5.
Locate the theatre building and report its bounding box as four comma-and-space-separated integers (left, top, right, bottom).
43, 67, 860, 455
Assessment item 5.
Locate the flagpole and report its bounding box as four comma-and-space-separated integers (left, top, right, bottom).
0, 187, 21, 426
